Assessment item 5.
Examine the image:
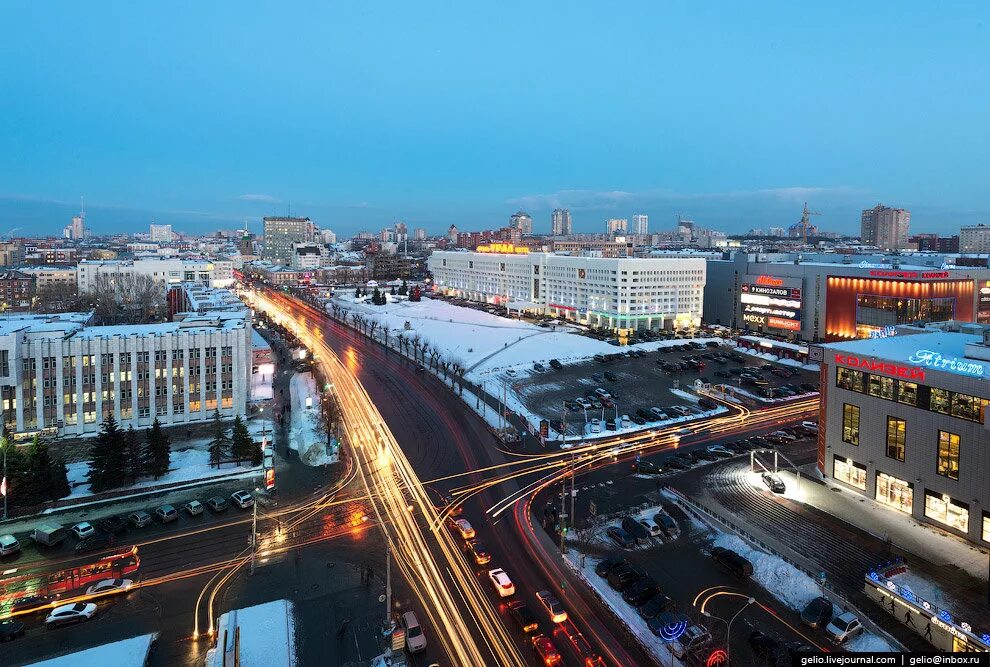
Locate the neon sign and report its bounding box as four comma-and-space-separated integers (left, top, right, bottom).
476, 243, 529, 255
868, 325, 898, 339
907, 350, 985, 377
834, 353, 925, 381
755, 275, 784, 287
868, 270, 950, 279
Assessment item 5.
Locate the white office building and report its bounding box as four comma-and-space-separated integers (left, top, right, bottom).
77, 257, 218, 293
959, 224, 990, 254
150, 223, 174, 242
428, 248, 705, 331
632, 214, 649, 236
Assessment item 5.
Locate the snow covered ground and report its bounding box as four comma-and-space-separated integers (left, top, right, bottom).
206, 599, 296, 667
288, 372, 337, 466
27, 633, 157, 666
65, 447, 262, 499
563, 553, 683, 666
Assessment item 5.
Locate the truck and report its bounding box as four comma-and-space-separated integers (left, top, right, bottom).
31, 523, 68, 547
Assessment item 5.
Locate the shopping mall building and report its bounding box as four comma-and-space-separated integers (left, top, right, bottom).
705, 252, 990, 343
818, 323, 990, 546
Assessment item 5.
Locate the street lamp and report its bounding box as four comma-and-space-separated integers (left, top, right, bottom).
703, 596, 754, 664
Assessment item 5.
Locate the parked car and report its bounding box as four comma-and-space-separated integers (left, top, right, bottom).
536, 590, 567, 623
230, 490, 254, 509
549, 359, 563, 370
0, 620, 25, 642
693, 449, 720, 462
749, 630, 780, 660
711, 546, 753, 577
0, 534, 21, 557
206, 496, 229, 513
507, 600, 539, 633
75, 533, 114, 554
71, 522, 96, 540
639, 595, 677, 620
85, 578, 133, 596
586, 419, 603, 434
530, 634, 563, 666
595, 556, 625, 578
12, 595, 57, 616
638, 517, 663, 538
621, 516, 651, 544
762, 473, 786, 494
654, 513, 680, 540
401, 610, 427, 653
801, 420, 819, 432
45, 602, 97, 629
713, 370, 732, 379
800, 383, 818, 393
607, 563, 643, 592
630, 415, 646, 426
606, 526, 635, 549
667, 624, 712, 658
826, 612, 864, 643
801, 596, 834, 630
663, 456, 689, 471
622, 577, 659, 607
183, 500, 205, 516
505, 368, 517, 377
698, 398, 717, 410
575, 397, 592, 410
128, 511, 152, 528
706, 445, 734, 459
669, 406, 690, 416
487, 568, 515, 597
155, 505, 179, 524
649, 407, 669, 421
463, 540, 491, 566
594, 388, 611, 399
632, 459, 663, 475
533, 363, 546, 373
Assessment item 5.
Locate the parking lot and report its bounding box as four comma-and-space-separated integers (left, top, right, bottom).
507, 341, 820, 437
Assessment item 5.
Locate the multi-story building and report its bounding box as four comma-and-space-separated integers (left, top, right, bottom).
22, 247, 79, 266
0, 270, 34, 311
18, 266, 77, 291
413, 228, 427, 241
394, 222, 408, 243
263, 216, 314, 263
366, 253, 414, 281
62, 215, 85, 241
291, 242, 325, 270
632, 214, 649, 236
0, 305, 251, 438
0, 242, 24, 267
317, 228, 337, 245
77, 257, 217, 292
819, 324, 990, 546
862, 204, 911, 250
167, 283, 244, 319
428, 246, 705, 331
959, 224, 990, 253
550, 238, 635, 258
508, 211, 533, 235
150, 223, 173, 242
606, 218, 628, 235
910, 234, 959, 253
551, 209, 572, 236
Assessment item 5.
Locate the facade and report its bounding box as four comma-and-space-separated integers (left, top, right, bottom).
551, 209, 572, 236
550, 238, 635, 258
263, 216, 314, 263
413, 228, 427, 241
959, 224, 990, 253
18, 266, 77, 291
631, 214, 649, 236
428, 247, 705, 331
167, 283, 244, 319
508, 211, 533, 235
290, 242, 325, 270
23, 247, 79, 265
63, 215, 85, 240
704, 253, 990, 343
0, 307, 251, 438
606, 218, 628, 235
0, 270, 34, 310
77, 257, 216, 292
861, 204, 910, 250
149, 223, 173, 242
0, 242, 24, 267
819, 326, 990, 546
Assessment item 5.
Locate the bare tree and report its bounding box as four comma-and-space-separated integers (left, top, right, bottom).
410, 335, 422, 361
89, 273, 165, 324
368, 319, 379, 341
429, 348, 441, 370
33, 282, 87, 314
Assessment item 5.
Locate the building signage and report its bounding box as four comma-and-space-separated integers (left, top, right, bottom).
755, 275, 784, 287
741, 280, 802, 331
767, 317, 801, 331
476, 243, 529, 255
907, 350, 985, 377
868, 325, 898, 339
834, 353, 926, 381
868, 269, 950, 279
741, 283, 801, 299
743, 304, 798, 319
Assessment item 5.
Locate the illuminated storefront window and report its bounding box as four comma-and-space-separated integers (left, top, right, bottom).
951, 393, 988, 423
836, 367, 864, 392
885, 417, 906, 462
833, 455, 867, 490
856, 294, 955, 329
896, 381, 917, 406
936, 431, 960, 480
983, 513, 990, 543
842, 403, 860, 445
931, 388, 951, 415
924, 490, 969, 533
876, 472, 913, 514
868, 375, 895, 400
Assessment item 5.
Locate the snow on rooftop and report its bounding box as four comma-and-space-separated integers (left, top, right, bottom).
825, 332, 990, 378
27, 633, 157, 667
207, 600, 296, 667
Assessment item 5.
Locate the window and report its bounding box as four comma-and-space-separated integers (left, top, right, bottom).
836, 367, 864, 392
951, 393, 989, 423
983, 513, 989, 544
924, 491, 969, 533
896, 381, 917, 406
833, 455, 866, 490
930, 388, 950, 415
885, 417, 906, 462
868, 375, 895, 400
841, 404, 860, 445
936, 431, 960, 480
876, 472, 913, 514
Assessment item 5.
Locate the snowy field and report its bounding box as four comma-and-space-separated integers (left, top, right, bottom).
27, 633, 157, 667
207, 600, 296, 667
288, 372, 337, 466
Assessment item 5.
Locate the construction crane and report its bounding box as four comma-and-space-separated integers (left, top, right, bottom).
793, 202, 821, 244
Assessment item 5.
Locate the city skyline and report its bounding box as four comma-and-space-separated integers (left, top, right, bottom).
2, 3, 989, 236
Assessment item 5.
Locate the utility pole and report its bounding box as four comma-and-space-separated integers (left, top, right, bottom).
249, 497, 258, 575
385, 542, 394, 633
2, 444, 7, 521
570, 452, 576, 534
559, 477, 567, 555
560, 403, 566, 449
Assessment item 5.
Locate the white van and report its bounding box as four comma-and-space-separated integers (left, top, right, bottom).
401, 611, 427, 653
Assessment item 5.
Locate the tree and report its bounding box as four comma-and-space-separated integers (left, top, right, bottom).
371, 287, 382, 305
144, 418, 172, 480
398, 280, 408, 296
207, 410, 230, 468
230, 415, 255, 463
390, 285, 396, 296
124, 425, 143, 482
88, 415, 128, 493
355, 287, 362, 298
34, 282, 87, 313
89, 273, 166, 325
0, 437, 29, 507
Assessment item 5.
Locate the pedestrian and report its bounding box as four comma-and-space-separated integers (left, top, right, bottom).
359, 563, 366, 585
367, 564, 374, 584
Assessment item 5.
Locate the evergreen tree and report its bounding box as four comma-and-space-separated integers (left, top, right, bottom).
207, 410, 229, 468
398, 280, 408, 296
25, 436, 53, 504
372, 287, 383, 305
88, 415, 127, 493
144, 418, 172, 480
50, 455, 70, 500
355, 287, 362, 298
0, 437, 28, 507
124, 425, 143, 482
230, 415, 256, 464
390, 285, 396, 296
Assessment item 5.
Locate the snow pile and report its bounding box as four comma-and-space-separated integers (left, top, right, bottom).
207, 599, 296, 667
846, 633, 897, 652
289, 372, 337, 466
27, 633, 157, 666
65, 447, 261, 499
713, 533, 822, 611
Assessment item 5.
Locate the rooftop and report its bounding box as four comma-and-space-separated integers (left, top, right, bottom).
825, 330, 990, 379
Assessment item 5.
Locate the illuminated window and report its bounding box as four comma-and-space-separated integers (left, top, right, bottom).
951, 393, 989, 424
842, 404, 860, 445
876, 472, 913, 514
885, 417, 906, 462
930, 388, 950, 415
833, 455, 866, 490
936, 431, 960, 480
924, 490, 969, 533
836, 368, 864, 392
868, 375, 895, 400
896, 381, 917, 406
983, 513, 990, 544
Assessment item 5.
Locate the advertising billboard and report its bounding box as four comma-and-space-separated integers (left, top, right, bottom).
740, 280, 802, 331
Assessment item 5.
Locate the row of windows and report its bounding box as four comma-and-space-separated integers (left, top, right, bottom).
842, 403, 961, 480
836, 367, 989, 424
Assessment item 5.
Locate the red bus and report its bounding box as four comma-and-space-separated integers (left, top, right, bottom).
0, 546, 140, 614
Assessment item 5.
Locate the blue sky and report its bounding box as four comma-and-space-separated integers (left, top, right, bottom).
1, 2, 988, 237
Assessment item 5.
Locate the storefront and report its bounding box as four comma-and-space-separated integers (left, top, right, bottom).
833, 455, 867, 490
875, 472, 913, 514
924, 490, 970, 534
736, 336, 809, 364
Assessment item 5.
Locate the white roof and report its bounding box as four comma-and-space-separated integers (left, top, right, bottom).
825, 332, 990, 378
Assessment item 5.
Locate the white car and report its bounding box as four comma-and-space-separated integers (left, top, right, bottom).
575, 398, 592, 410
770, 430, 797, 441
72, 522, 95, 539
801, 421, 819, 432
401, 610, 427, 653
451, 519, 475, 540
619, 414, 632, 428
594, 388, 611, 399
505, 369, 518, 378
46, 602, 97, 629
85, 578, 133, 596
638, 518, 663, 537
587, 419, 602, 434
230, 490, 254, 509
668, 624, 711, 658
487, 568, 515, 597
0, 533, 21, 556
536, 590, 567, 623
826, 612, 864, 643
183, 500, 204, 516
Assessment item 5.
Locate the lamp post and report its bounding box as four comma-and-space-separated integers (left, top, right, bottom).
704, 596, 754, 664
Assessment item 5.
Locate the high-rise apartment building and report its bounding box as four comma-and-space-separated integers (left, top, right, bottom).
861, 204, 910, 250
509, 211, 533, 235
551, 209, 572, 236
150, 223, 173, 243
394, 222, 408, 243
606, 218, 628, 234
631, 214, 648, 236
960, 225, 990, 253
263, 216, 314, 263
63, 215, 85, 241
413, 228, 427, 241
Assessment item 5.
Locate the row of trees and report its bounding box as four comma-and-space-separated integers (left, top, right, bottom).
208, 413, 262, 468
0, 434, 70, 507
31, 273, 166, 324
87, 416, 172, 493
